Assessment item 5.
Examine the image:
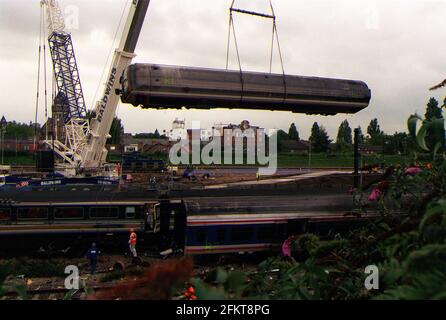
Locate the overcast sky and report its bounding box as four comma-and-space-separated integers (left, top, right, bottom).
1, 0, 446, 139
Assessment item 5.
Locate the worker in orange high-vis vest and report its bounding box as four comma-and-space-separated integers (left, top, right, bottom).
129, 228, 138, 263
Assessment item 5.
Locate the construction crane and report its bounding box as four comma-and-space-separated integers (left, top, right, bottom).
39, 0, 370, 179
40, 0, 150, 177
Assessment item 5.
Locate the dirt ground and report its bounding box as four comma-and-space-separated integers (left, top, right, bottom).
129, 172, 257, 186
1, 253, 262, 300
127, 171, 380, 191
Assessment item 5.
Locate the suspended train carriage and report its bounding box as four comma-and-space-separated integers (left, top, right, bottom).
120, 64, 371, 115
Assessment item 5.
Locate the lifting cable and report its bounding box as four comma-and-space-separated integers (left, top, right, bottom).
35, 5, 51, 144
34, 5, 44, 148
268, 1, 288, 106
225, 0, 287, 106
43, 8, 49, 134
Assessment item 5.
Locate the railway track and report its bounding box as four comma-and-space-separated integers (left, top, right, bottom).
1, 285, 113, 300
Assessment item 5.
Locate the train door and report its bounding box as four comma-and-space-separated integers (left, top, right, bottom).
159, 200, 171, 236
159, 200, 186, 250
173, 202, 186, 249
145, 203, 158, 232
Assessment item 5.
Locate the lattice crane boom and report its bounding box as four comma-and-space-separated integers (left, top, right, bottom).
41, 0, 87, 122
39, 0, 151, 176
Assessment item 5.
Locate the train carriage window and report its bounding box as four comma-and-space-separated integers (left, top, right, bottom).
54, 207, 84, 219
0, 208, 11, 221
90, 207, 119, 219
125, 207, 136, 218
231, 227, 254, 242
258, 226, 274, 241
17, 207, 48, 220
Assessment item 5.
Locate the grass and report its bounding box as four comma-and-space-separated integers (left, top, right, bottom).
2, 155, 35, 166
0, 258, 66, 281
277, 153, 413, 168
99, 266, 145, 283
0, 152, 414, 169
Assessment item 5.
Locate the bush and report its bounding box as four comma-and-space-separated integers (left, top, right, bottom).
0, 258, 65, 279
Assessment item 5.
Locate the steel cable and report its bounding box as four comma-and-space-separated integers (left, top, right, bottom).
225, 0, 287, 107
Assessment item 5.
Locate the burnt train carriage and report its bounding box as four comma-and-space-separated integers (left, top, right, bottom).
147, 195, 374, 255
121, 64, 371, 115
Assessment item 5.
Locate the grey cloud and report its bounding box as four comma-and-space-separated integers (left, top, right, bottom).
1, 0, 446, 140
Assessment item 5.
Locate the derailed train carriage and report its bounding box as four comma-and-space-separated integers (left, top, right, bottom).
0, 200, 151, 249
147, 195, 375, 255
0, 196, 374, 254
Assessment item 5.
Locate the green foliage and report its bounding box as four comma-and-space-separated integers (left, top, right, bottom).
425, 97, 442, 121
100, 266, 145, 283
0, 278, 29, 300
382, 132, 412, 155
336, 119, 352, 150
192, 268, 248, 300
377, 244, 446, 300
409, 98, 445, 152
100, 270, 124, 283
276, 129, 289, 142
107, 117, 123, 145
276, 130, 291, 152
134, 130, 166, 139
196, 106, 446, 300
0, 265, 29, 300
310, 122, 332, 153
356, 126, 366, 144
3, 121, 35, 139
0, 258, 65, 279
367, 118, 384, 145
288, 123, 300, 141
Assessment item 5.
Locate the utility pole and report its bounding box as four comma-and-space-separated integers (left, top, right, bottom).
308, 139, 312, 171
354, 128, 360, 188
0, 116, 7, 165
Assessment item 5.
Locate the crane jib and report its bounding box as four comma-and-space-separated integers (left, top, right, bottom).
97, 68, 117, 123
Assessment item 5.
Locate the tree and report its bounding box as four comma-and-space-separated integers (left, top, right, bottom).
336, 120, 352, 150
425, 97, 442, 120
424, 98, 445, 150
310, 122, 332, 153
107, 117, 123, 145
356, 126, 366, 144
134, 130, 167, 139
288, 123, 300, 141
4, 121, 34, 139
277, 129, 290, 144
134, 133, 151, 139
367, 118, 384, 145
277, 130, 290, 152
380, 132, 406, 155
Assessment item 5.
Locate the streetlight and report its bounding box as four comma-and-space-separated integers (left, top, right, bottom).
308, 139, 312, 172
1, 116, 7, 165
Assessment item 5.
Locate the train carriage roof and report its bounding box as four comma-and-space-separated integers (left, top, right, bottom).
183, 195, 356, 216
